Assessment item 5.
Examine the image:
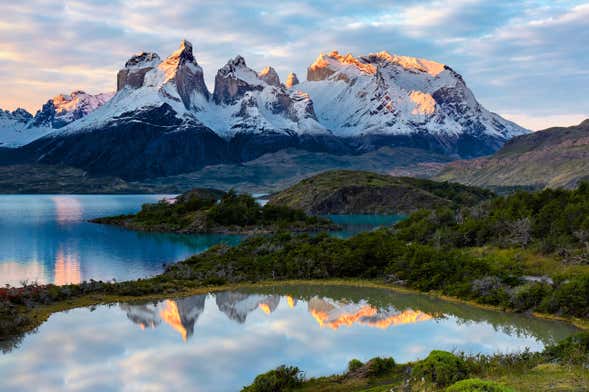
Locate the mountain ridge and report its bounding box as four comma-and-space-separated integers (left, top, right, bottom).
435, 119, 589, 189
1, 39, 529, 180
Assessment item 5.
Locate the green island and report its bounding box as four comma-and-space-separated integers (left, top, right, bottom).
269, 170, 495, 214
2, 173, 589, 390
91, 188, 337, 234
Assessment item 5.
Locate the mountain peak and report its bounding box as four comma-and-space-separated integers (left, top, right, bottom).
367, 51, 446, 76
285, 72, 299, 88
118, 52, 161, 91
258, 66, 281, 86
307, 51, 376, 81
124, 52, 161, 69
168, 39, 196, 64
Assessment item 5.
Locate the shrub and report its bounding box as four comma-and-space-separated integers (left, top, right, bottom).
347, 358, 364, 373
366, 357, 395, 376
241, 365, 303, 392
413, 350, 468, 386
509, 282, 552, 311
446, 378, 515, 392
544, 332, 589, 365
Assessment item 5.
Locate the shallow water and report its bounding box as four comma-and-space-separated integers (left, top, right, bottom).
0, 284, 579, 392
0, 195, 402, 286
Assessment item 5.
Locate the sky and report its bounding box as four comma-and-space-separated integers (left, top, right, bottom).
0, 1, 587, 130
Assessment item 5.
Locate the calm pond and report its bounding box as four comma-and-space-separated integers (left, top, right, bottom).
0, 195, 403, 287
0, 284, 580, 391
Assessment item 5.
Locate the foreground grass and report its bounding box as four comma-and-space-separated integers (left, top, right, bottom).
244, 333, 589, 392
292, 363, 588, 392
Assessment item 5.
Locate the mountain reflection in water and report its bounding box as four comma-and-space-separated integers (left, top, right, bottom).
122, 292, 434, 341
0, 285, 581, 392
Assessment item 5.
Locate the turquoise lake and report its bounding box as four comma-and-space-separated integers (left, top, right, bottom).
0, 195, 402, 287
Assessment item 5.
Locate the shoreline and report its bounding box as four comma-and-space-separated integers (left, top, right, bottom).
5, 278, 587, 344
89, 216, 341, 235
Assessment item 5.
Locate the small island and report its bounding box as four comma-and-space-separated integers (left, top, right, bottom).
91, 188, 338, 235
268, 170, 495, 215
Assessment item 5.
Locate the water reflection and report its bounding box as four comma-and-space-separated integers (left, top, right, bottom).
53, 248, 81, 286
51, 196, 83, 224
0, 285, 580, 392
0, 195, 242, 286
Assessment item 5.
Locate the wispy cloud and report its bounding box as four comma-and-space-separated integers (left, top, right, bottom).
0, 0, 586, 129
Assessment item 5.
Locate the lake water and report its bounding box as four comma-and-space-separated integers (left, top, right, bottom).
0, 284, 579, 392
0, 195, 402, 286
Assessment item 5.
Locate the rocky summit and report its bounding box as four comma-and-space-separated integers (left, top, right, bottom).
1, 40, 529, 179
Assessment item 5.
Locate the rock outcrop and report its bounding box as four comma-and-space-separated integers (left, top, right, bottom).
117, 52, 161, 91
285, 72, 299, 88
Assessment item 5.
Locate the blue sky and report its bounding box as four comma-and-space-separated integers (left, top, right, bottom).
0, 0, 587, 130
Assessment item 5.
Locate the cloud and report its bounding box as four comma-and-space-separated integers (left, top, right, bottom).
0, 0, 586, 129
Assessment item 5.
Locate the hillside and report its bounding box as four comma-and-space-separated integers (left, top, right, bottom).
268, 170, 494, 214
436, 119, 589, 190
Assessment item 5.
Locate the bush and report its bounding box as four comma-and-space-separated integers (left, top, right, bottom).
347, 358, 363, 373
366, 357, 395, 376
241, 365, 303, 392
446, 378, 515, 392
413, 350, 468, 386
509, 282, 553, 311
544, 332, 589, 365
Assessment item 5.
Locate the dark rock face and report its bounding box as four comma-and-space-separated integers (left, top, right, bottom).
344, 131, 501, 159
258, 66, 281, 86
20, 104, 230, 180
30, 101, 58, 128
117, 52, 161, 91
213, 56, 263, 104
163, 40, 210, 107
9, 108, 33, 123
228, 131, 353, 162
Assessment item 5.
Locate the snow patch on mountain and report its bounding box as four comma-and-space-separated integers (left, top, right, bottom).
0, 108, 53, 147
299, 50, 528, 140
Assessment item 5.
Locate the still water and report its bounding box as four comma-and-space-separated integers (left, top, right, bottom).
0, 195, 241, 286
0, 195, 402, 286
0, 285, 579, 391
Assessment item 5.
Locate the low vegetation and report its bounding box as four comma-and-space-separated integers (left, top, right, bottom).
242, 332, 589, 391
269, 170, 495, 215
92, 189, 335, 234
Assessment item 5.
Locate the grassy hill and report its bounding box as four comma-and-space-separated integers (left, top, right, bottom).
436, 119, 589, 190
269, 170, 494, 214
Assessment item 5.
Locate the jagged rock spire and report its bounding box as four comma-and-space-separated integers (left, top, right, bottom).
258, 66, 281, 86
285, 72, 299, 88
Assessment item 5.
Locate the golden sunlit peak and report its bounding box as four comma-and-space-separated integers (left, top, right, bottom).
258, 303, 272, 315
309, 51, 376, 75
286, 296, 296, 309
373, 51, 445, 76
308, 298, 433, 330
160, 300, 188, 341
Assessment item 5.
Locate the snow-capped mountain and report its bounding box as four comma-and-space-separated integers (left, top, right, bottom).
0, 108, 44, 148
215, 292, 280, 323
297, 51, 528, 157
0, 90, 112, 148
31, 90, 114, 129
3, 40, 529, 179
